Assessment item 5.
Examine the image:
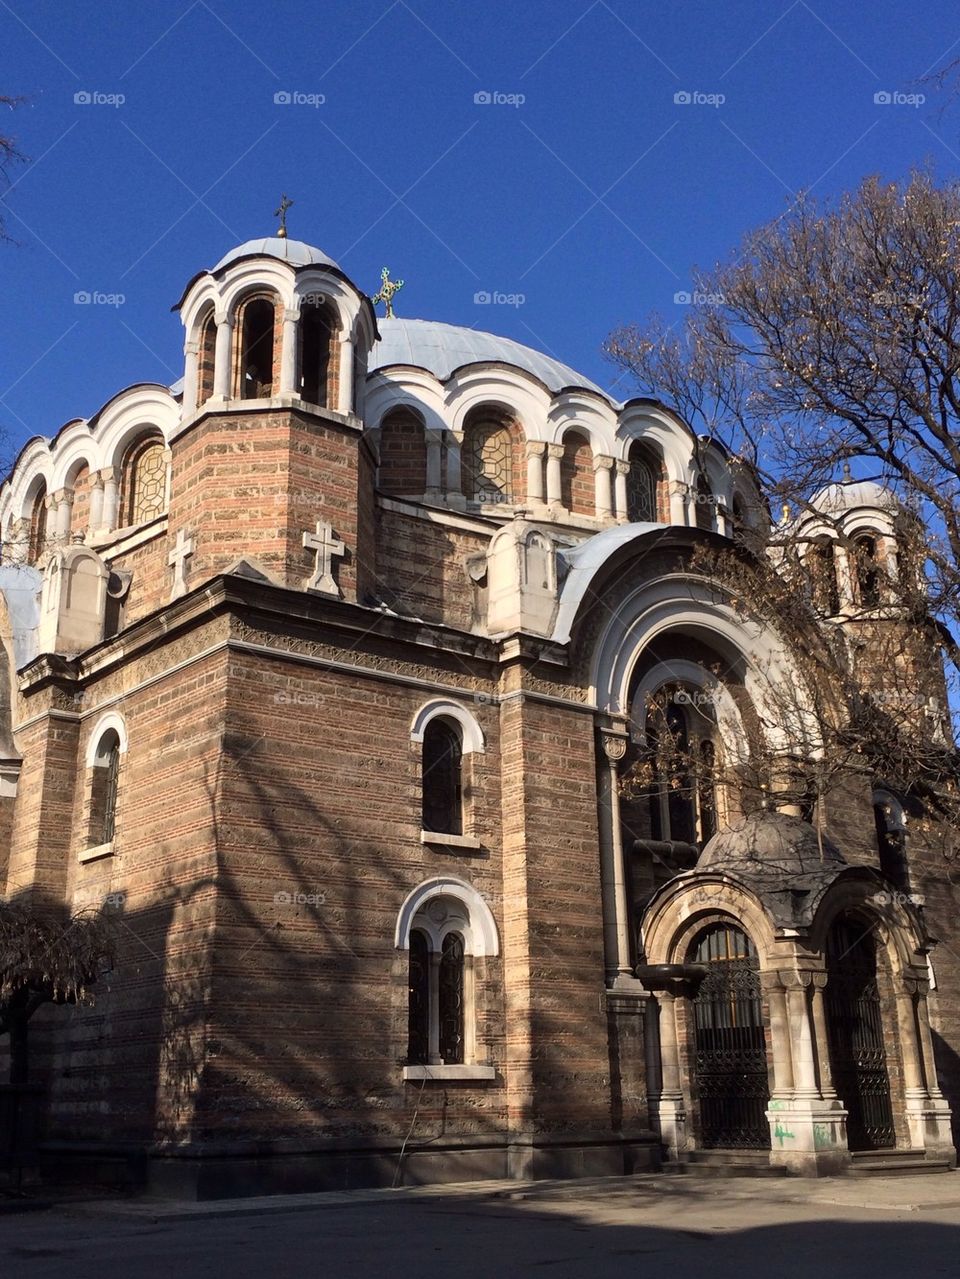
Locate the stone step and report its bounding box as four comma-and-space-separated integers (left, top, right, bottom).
847, 1153, 953, 1177
663, 1152, 787, 1179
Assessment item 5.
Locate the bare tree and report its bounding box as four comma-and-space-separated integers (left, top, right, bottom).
0, 95, 26, 242
605, 171, 960, 683
0, 900, 113, 1085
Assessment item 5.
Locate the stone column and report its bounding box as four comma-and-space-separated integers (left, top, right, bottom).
833, 544, 854, 611
446, 431, 464, 509
762, 972, 795, 1097
280, 307, 299, 395
895, 989, 927, 1097
425, 431, 443, 499
669, 480, 687, 525
614, 460, 629, 522
88, 472, 105, 538
593, 455, 614, 520
525, 441, 546, 505
182, 339, 200, 416
428, 952, 442, 1065
338, 334, 355, 414
786, 977, 818, 1098
652, 992, 686, 1155
902, 979, 955, 1160
809, 975, 837, 1098
100, 467, 119, 533
545, 443, 564, 508
53, 489, 73, 542
597, 728, 636, 987
213, 311, 233, 400
914, 987, 946, 1100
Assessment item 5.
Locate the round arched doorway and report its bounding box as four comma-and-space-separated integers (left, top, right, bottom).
824, 914, 895, 1151
689, 922, 771, 1149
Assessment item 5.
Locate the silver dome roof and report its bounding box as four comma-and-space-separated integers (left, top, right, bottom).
213, 238, 341, 273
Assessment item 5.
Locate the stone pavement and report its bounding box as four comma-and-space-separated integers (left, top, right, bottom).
3, 1173, 960, 1279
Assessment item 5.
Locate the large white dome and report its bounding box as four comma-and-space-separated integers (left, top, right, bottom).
212, 237, 342, 273
370, 317, 610, 398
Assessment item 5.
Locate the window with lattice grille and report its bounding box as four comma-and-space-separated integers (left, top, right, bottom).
464, 421, 513, 503
125, 440, 166, 525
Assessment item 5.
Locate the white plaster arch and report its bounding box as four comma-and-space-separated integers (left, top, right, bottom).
641, 872, 780, 971
49, 423, 100, 492
293, 269, 362, 339
217, 260, 296, 316
4, 440, 54, 527
85, 710, 129, 767
179, 277, 221, 340
410, 698, 486, 754
96, 386, 179, 474
395, 874, 500, 957
546, 394, 619, 453
445, 367, 551, 440
365, 370, 449, 438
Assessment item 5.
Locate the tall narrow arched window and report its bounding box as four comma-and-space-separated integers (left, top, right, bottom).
811, 538, 840, 614
90, 728, 121, 846
626, 443, 658, 522
122, 436, 166, 526
237, 296, 276, 399
299, 303, 335, 407
462, 411, 517, 504
644, 687, 721, 848
695, 472, 714, 531
873, 790, 909, 891
438, 932, 465, 1064
198, 310, 217, 405
407, 930, 430, 1066
422, 718, 464, 835
28, 484, 48, 563
854, 534, 881, 607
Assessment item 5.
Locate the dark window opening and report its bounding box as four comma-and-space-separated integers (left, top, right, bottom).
407, 930, 430, 1065
299, 305, 333, 407
240, 298, 275, 399
438, 932, 465, 1064
422, 719, 464, 835
855, 535, 881, 607
91, 730, 121, 845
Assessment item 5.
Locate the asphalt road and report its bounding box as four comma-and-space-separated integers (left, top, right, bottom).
3, 1174, 960, 1279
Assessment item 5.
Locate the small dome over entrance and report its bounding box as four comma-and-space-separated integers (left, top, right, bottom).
699, 811, 845, 877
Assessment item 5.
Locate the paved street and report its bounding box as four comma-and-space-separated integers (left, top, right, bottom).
3, 1173, 960, 1279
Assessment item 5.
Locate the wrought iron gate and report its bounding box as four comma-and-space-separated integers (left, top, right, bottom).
825, 917, 895, 1151
690, 924, 771, 1149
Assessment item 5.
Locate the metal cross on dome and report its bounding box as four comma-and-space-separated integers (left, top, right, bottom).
274, 193, 293, 239
373, 267, 404, 318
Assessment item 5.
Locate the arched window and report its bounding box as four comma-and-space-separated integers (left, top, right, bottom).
694, 472, 714, 531
378, 408, 427, 496
811, 538, 840, 615
626, 443, 658, 523
398, 881, 497, 1070
198, 310, 217, 405
298, 302, 336, 407
462, 411, 517, 504
422, 717, 464, 835
90, 728, 121, 847
236, 295, 277, 399
559, 430, 593, 515
122, 436, 166, 526
644, 687, 720, 848
28, 484, 48, 563
854, 534, 881, 607
873, 790, 909, 891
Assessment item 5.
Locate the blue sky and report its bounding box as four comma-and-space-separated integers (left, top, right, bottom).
2, 0, 959, 460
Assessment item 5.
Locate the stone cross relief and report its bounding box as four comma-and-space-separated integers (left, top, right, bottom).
168, 528, 195, 601
303, 520, 345, 596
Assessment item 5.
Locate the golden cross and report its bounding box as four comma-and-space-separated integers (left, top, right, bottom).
373, 266, 404, 318
274, 193, 293, 239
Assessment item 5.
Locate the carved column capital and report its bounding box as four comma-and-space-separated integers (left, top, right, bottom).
599, 727, 629, 763
614, 459, 630, 477
546, 442, 565, 460
593, 453, 615, 472
525, 440, 547, 459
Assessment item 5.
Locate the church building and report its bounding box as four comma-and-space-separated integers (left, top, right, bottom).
0, 233, 956, 1195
